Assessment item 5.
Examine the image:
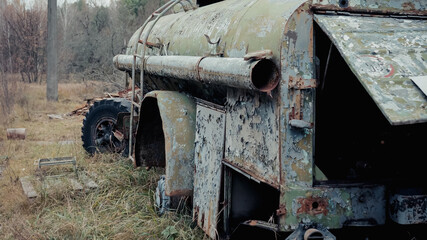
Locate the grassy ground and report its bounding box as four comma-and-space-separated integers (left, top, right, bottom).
0, 81, 206, 240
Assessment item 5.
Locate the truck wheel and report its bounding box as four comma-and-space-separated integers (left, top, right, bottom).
155, 175, 171, 216
81, 98, 131, 155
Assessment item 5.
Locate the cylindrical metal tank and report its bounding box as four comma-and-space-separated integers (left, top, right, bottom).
120, 0, 306, 101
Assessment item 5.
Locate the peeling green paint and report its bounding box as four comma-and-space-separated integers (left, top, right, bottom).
315, 15, 427, 125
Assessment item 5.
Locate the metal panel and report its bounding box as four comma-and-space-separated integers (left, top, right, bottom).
411, 76, 427, 96
193, 103, 225, 239
281, 185, 386, 231
389, 193, 427, 224
280, 2, 315, 190
128, 0, 305, 60
224, 88, 280, 188
311, 0, 427, 16
315, 15, 427, 125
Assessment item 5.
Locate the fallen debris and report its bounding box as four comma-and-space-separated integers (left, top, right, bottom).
79, 172, 99, 189
20, 176, 38, 199
6, 128, 26, 140
68, 88, 138, 116
47, 114, 64, 120
68, 178, 84, 191
36, 156, 77, 172
20, 171, 98, 200
34, 140, 75, 145
58, 140, 74, 145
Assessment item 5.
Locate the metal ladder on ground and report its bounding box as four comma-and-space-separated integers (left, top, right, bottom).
128, 0, 196, 163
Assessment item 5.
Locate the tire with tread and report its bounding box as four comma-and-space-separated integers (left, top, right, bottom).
81, 98, 131, 155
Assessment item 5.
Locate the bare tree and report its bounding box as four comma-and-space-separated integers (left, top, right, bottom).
2, 1, 47, 83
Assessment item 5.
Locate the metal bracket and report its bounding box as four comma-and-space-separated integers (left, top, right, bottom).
289, 119, 313, 129
288, 76, 315, 128
35, 156, 77, 175
289, 76, 317, 90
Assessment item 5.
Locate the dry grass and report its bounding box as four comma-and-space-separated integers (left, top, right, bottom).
0, 81, 205, 240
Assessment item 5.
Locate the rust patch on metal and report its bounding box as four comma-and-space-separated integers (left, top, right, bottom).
297, 197, 329, 216
311, 4, 426, 16
401, 2, 415, 10
222, 159, 280, 189
201, 212, 205, 228
193, 205, 200, 222
247, 220, 258, 226
288, 76, 317, 90
168, 189, 193, 197
292, 90, 302, 120
276, 205, 287, 216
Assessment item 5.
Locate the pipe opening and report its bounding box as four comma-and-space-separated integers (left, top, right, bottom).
251, 59, 279, 92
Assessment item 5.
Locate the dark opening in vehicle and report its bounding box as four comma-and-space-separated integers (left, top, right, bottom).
135, 97, 166, 167
314, 23, 427, 189
223, 167, 280, 239
197, 0, 223, 7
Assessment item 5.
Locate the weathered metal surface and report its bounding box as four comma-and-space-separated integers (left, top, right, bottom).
288, 76, 317, 90
289, 119, 313, 129
114, 55, 279, 92
114, 0, 427, 237
224, 88, 280, 188
128, 0, 305, 59
315, 14, 427, 125
36, 157, 77, 172
280, 2, 315, 190
296, 196, 329, 216
389, 193, 427, 224
136, 91, 196, 196
193, 103, 225, 239
281, 186, 386, 231
122, 0, 305, 104
311, 0, 427, 16
411, 75, 427, 96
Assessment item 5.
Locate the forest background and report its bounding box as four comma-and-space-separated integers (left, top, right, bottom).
0, 0, 165, 115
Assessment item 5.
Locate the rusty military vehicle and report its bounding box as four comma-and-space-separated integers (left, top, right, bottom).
81, 0, 427, 239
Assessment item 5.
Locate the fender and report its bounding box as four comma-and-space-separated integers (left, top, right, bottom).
135, 91, 196, 196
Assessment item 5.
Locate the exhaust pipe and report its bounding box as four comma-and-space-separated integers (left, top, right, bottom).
113, 54, 279, 93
